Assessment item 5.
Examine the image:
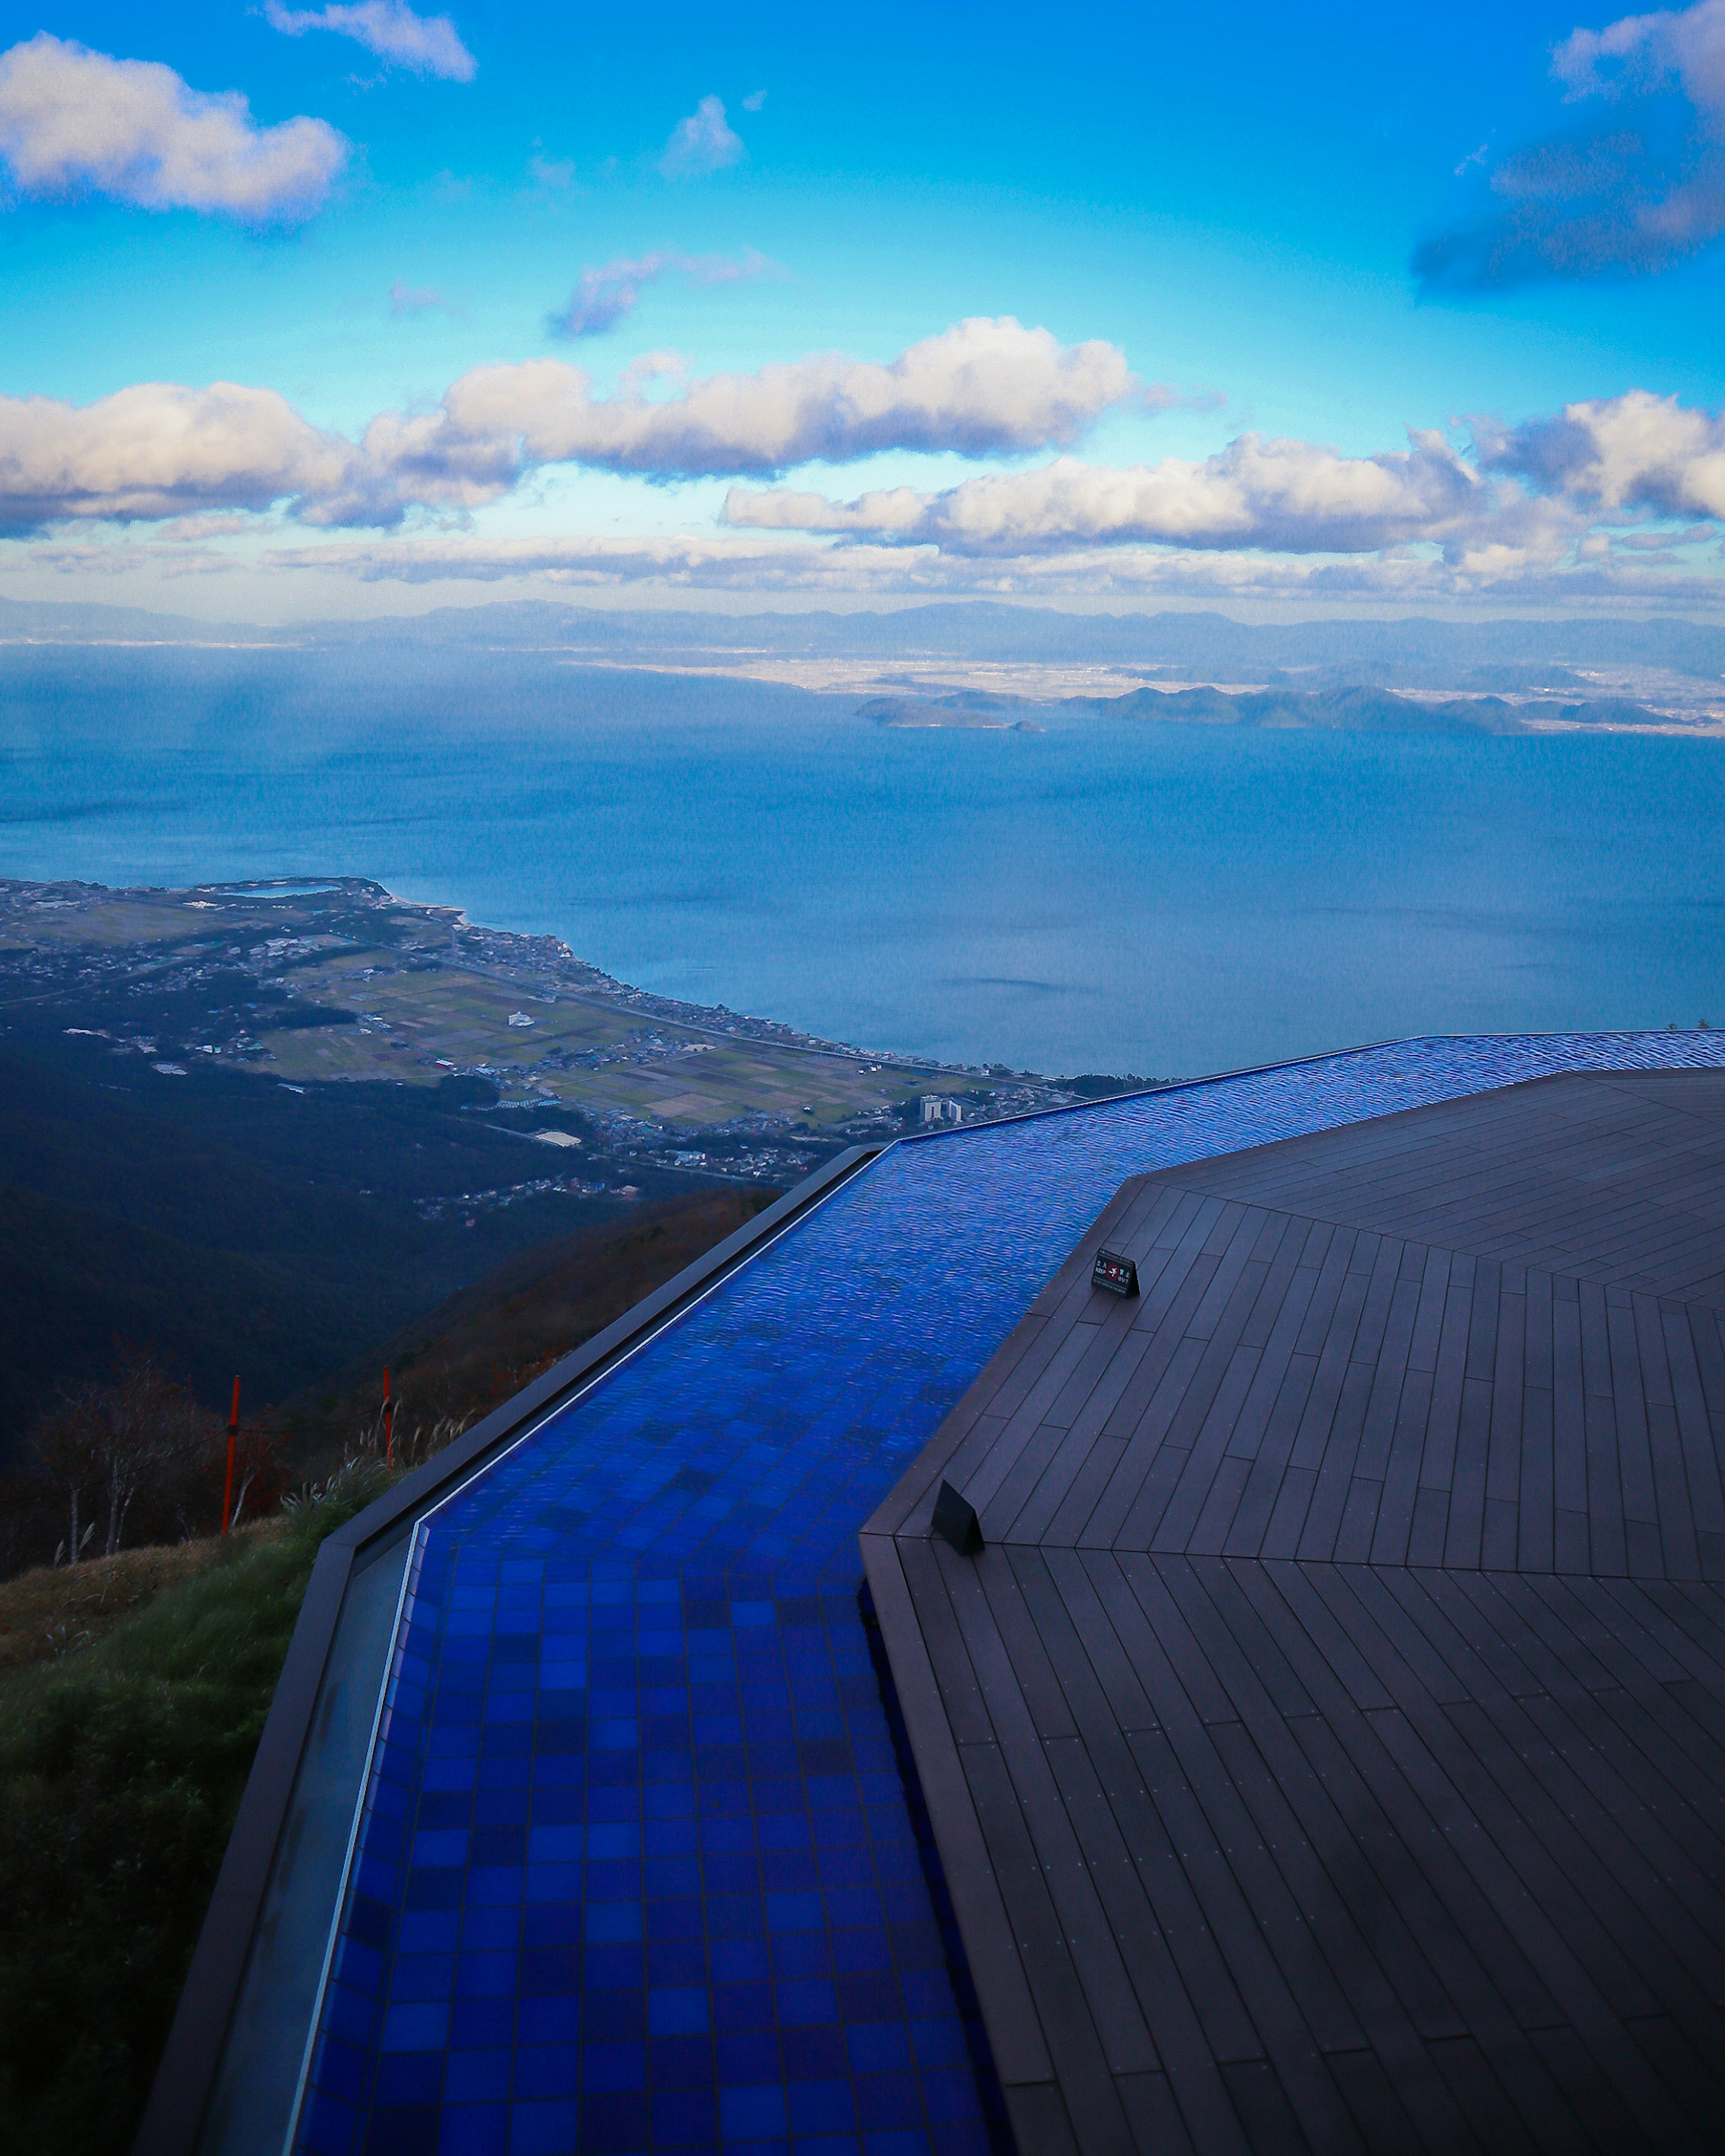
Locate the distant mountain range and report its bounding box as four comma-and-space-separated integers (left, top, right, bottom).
4, 591, 1725, 689
859, 683, 1696, 735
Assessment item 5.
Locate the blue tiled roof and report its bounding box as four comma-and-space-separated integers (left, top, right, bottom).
292, 1033, 1725, 2156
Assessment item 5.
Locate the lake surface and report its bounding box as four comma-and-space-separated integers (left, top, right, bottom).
4, 647, 1723, 1077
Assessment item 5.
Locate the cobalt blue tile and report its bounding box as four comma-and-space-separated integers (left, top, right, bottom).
712, 1981, 774, 2031
717, 2032, 781, 2086
513, 1999, 576, 2049
443, 2052, 511, 2105
374, 2051, 445, 2107
649, 2034, 716, 2089
775, 1980, 838, 2027
645, 1856, 703, 1896
436, 2105, 508, 2156
510, 2045, 583, 2100
920, 2071, 984, 2125
650, 1987, 711, 2034
646, 1940, 708, 1988
578, 2039, 646, 2094
392, 1955, 456, 2002
380, 2003, 449, 2054
504, 2099, 579, 2156
782, 2028, 846, 2083
310, 2033, 371, 2109
787, 2082, 855, 2137
576, 2091, 653, 2153
769, 1936, 831, 1981
518, 1950, 579, 1998
297, 2088, 357, 2156
830, 1932, 892, 1978
647, 1896, 705, 1940
583, 1942, 645, 1988
719, 2086, 789, 2141
584, 1900, 644, 1943
580, 1990, 646, 2041
651, 2089, 720, 2147
449, 2000, 516, 2050
853, 2075, 924, 2134
460, 1907, 521, 1951
836, 1975, 902, 2026
327, 1983, 380, 2051
363, 2105, 441, 2156
845, 2026, 911, 2076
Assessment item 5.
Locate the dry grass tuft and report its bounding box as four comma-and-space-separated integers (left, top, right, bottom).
0, 1523, 283, 1672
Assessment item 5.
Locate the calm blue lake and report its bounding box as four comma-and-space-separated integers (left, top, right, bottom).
3, 647, 1722, 1077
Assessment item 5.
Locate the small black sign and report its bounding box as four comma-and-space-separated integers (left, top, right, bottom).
1092, 1247, 1139, 1297
931, 1479, 984, 1555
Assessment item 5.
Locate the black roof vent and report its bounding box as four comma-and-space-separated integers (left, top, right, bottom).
931, 1478, 983, 1555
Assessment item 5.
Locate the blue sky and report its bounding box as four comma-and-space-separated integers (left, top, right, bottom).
1, 0, 1723, 619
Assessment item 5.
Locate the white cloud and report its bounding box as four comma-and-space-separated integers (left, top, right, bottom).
262, 2, 477, 83
723, 435, 1500, 556
549, 250, 781, 337
1479, 388, 1725, 515
1552, 0, 1725, 117
659, 96, 745, 178
338, 317, 1138, 513
0, 319, 1138, 531
0, 33, 345, 220
742, 89, 768, 112
0, 380, 355, 530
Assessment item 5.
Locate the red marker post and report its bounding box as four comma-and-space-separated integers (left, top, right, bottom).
221, 1376, 240, 1535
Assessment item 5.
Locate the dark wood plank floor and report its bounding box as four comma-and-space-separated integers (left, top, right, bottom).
862, 1072, 1725, 2155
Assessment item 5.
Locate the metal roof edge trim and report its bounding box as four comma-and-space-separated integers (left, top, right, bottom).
133, 1144, 881, 2156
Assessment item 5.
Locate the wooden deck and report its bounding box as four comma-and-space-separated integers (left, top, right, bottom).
861, 1071, 1725, 2155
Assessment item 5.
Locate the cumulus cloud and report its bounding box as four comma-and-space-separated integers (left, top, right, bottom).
1479, 387, 1725, 515
0, 33, 345, 219
0, 319, 1137, 531
659, 96, 744, 178
333, 317, 1137, 514
0, 380, 355, 531
1415, 0, 1725, 285
548, 249, 781, 337
262, 2, 477, 82
723, 435, 1499, 556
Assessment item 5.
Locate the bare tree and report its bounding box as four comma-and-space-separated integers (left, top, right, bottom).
29, 1353, 220, 1563
31, 1390, 101, 1565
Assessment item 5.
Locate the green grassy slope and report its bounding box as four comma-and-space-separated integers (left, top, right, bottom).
0, 1479, 379, 2155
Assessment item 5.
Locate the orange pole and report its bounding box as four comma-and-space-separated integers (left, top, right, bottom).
221, 1376, 240, 1534
384, 1367, 394, 1469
